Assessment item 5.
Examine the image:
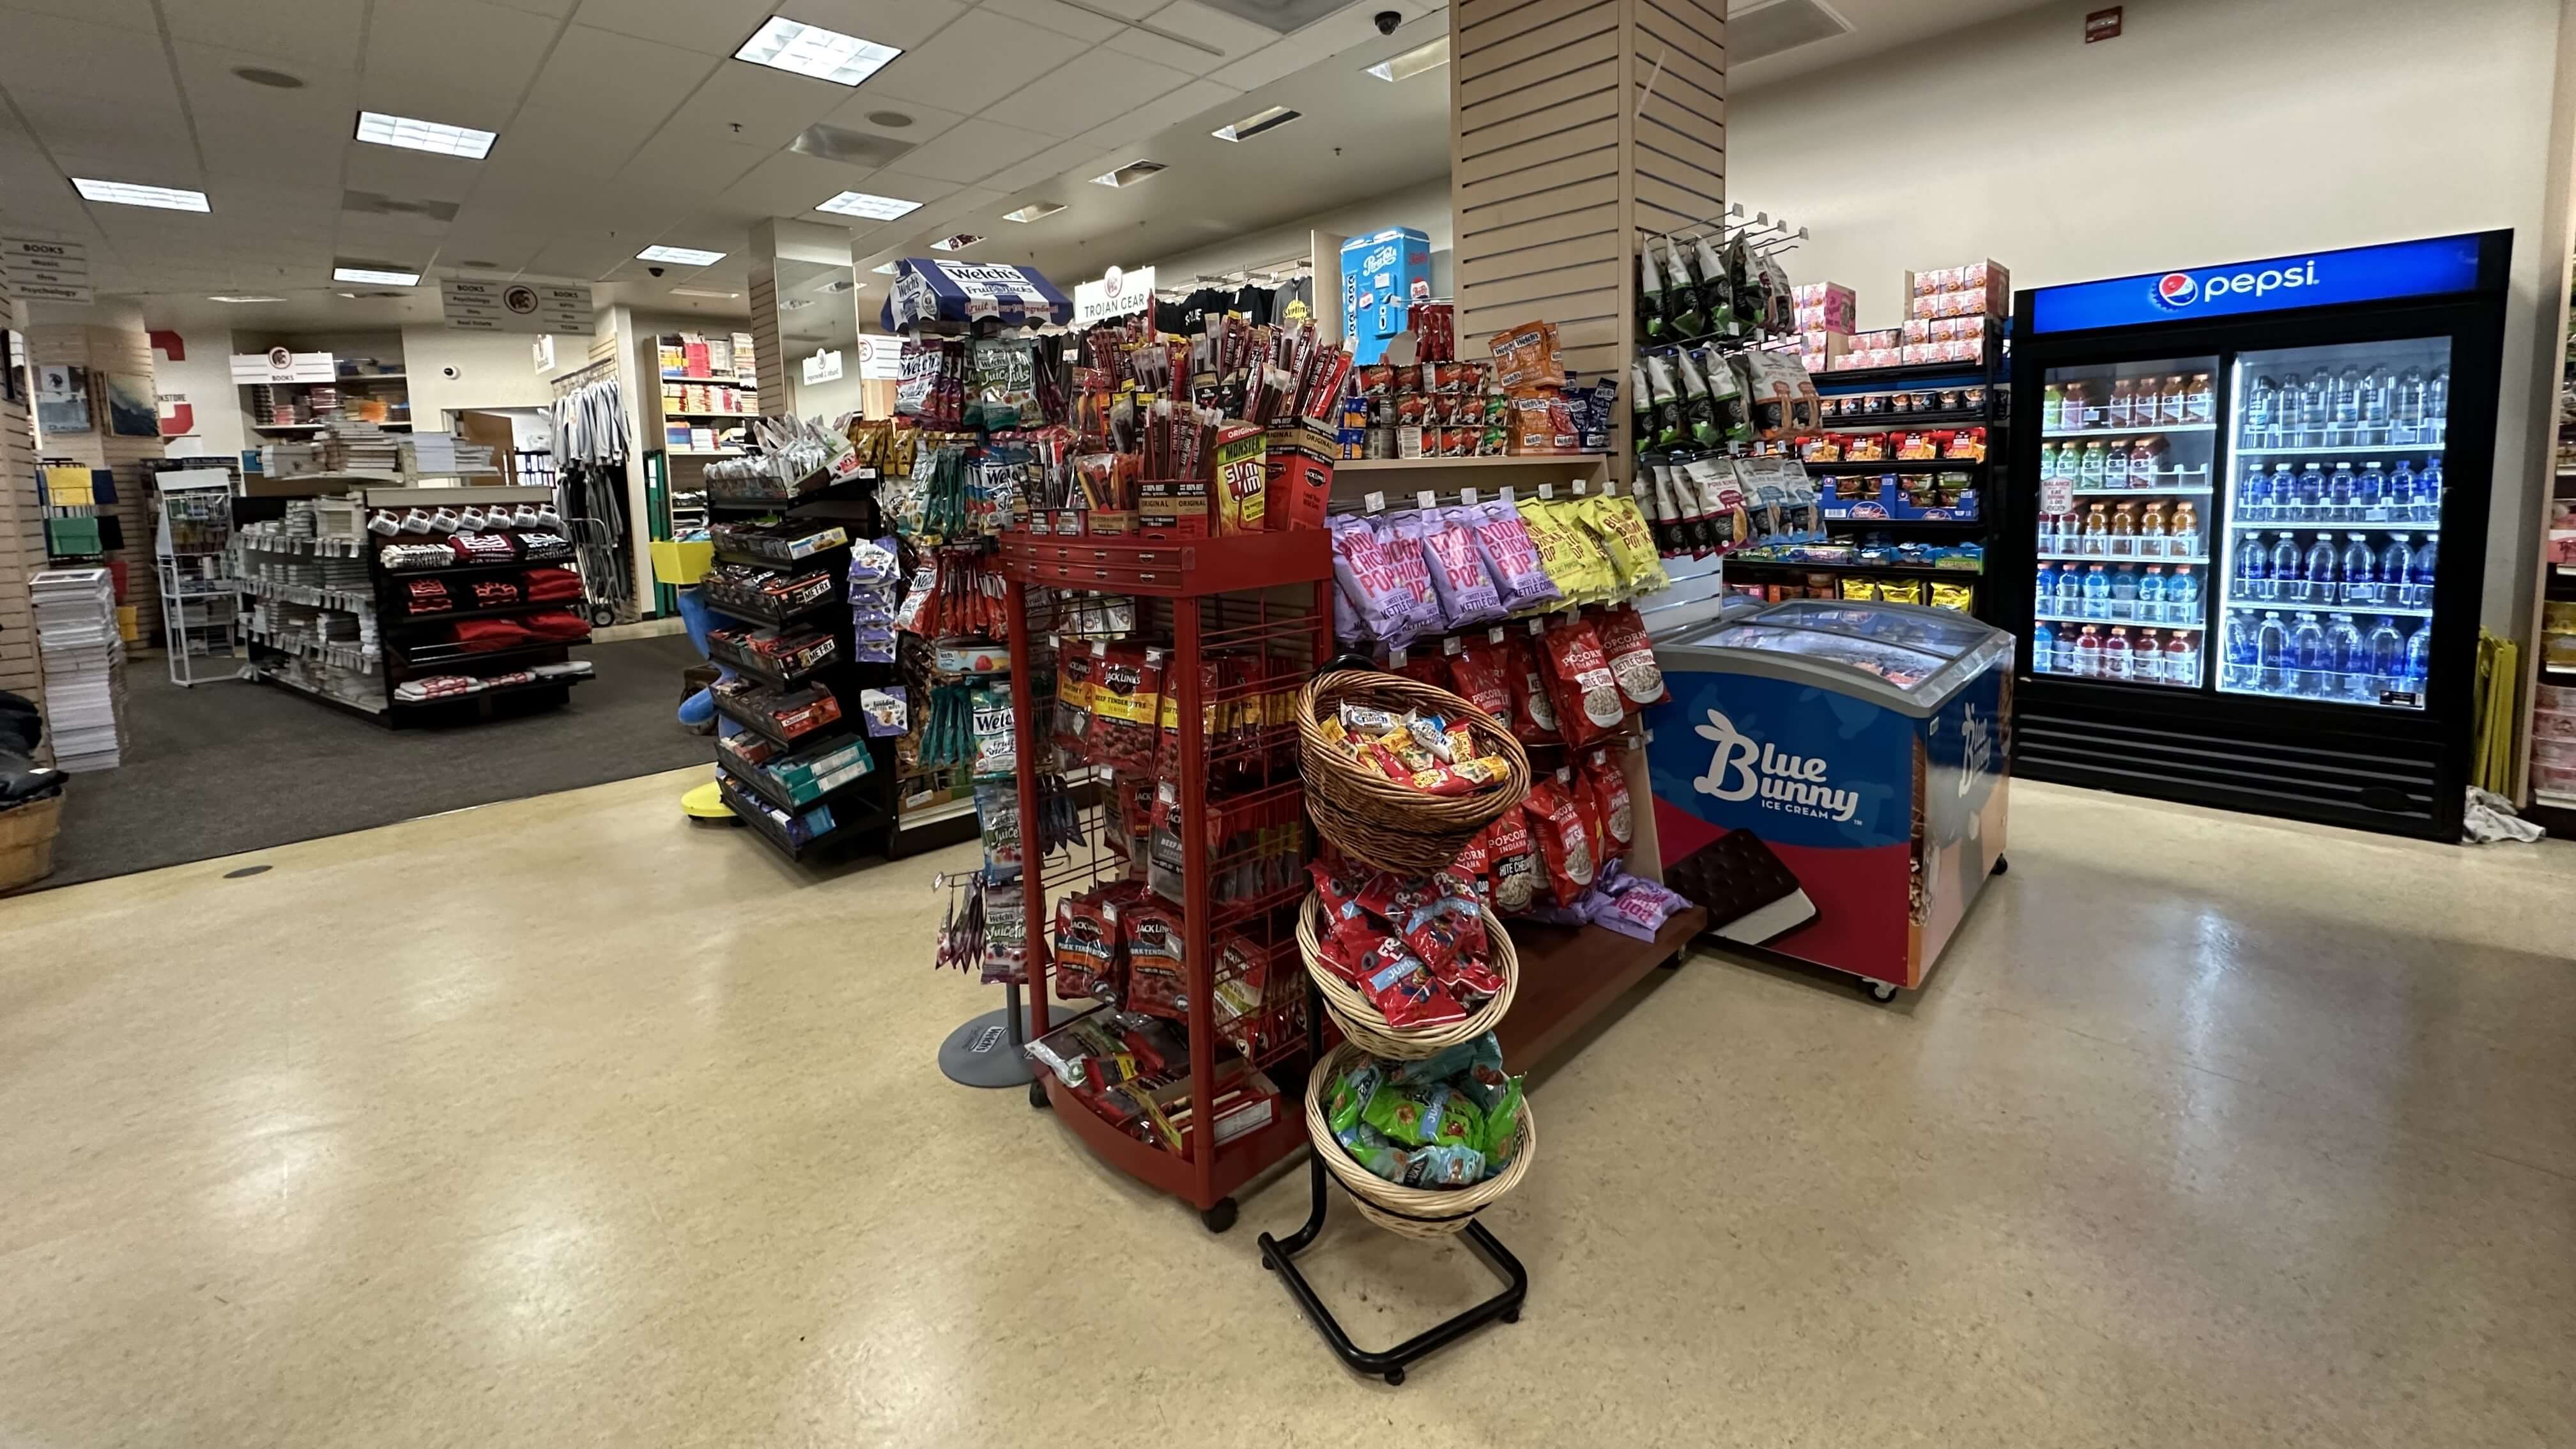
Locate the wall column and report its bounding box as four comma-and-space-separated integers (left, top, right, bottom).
1450, 0, 1725, 467
23, 309, 164, 645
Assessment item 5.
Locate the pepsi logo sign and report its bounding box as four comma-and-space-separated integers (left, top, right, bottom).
2151, 272, 2198, 310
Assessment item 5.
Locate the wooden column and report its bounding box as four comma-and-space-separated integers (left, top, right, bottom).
1450, 0, 1724, 471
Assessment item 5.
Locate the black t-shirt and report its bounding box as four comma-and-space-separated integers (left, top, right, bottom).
1230, 285, 1276, 327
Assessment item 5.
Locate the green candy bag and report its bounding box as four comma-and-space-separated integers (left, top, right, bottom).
1363, 1080, 1484, 1149
1327, 1062, 1382, 1138
1335, 1121, 1408, 1184
1480, 1077, 1524, 1177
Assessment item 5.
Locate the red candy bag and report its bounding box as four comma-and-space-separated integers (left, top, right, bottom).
1356, 937, 1468, 1029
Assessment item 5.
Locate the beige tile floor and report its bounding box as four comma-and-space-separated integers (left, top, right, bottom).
3, 769, 2573, 1447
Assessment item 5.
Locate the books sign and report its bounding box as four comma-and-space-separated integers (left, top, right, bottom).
441, 275, 593, 334
2, 237, 93, 305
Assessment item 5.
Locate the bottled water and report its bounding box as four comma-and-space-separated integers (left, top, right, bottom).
2409, 536, 2437, 610
2368, 616, 2405, 696
2380, 535, 2415, 608
2418, 456, 2444, 523
2240, 463, 2272, 521
2403, 622, 2431, 694
2257, 610, 2291, 693
2303, 534, 2338, 602
2034, 620, 2058, 674
2270, 532, 2304, 602
2222, 612, 2257, 689
2291, 612, 2329, 697
2294, 461, 2326, 519
2394, 366, 2426, 430
2339, 533, 2375, 606
2327, 462, 2356, 515
2247, 376, 2279, 436
2327, 614, 2368, 700
2358, 462, 2387, 518
2238, 535, 2270, 599
2384, 460, 2416, 522
2426, 365, 2450, 437
2269, 463, 2295, 523
2359, 367, 2392, 433
2302, 372, 2332, 445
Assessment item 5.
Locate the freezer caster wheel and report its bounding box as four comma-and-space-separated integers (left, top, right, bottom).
1200, 1198, 1238, 1234
1501, 1308, 1521, 1323
1027, 1079, 1050, 1110
1384, 1368, 1407, 1386
1864, 979, 1899, 1004
1991, 854, 2010, 877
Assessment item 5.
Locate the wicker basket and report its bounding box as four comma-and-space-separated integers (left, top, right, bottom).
0, 794, 63, 894
1305, 1040, 1537, 1241
1296, 891, 1517, 1059
1297, 669, 1530, 875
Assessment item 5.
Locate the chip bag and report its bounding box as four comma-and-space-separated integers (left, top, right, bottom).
1465, 500, 1562, 613
1540, 615, 1627, 745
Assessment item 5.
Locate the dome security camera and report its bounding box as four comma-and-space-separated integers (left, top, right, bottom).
440, 365, 460, 380
1375, 10, 1400, 34
648, 266, 665, 278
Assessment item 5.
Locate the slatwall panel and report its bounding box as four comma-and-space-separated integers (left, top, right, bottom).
747, 268, 786, 405
26, 324, 165, 647
1453, 0, 1722, 470
0, 399, 44, 718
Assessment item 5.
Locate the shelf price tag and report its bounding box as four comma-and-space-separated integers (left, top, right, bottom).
1363, 490, 1387, 514
1498, 486, 1517, 504
1442, 634, 1464, 655
1460, 487, 1479, 506
1487, 625, 1506, 644
1572, 479, 1588, 496
1388, 645, 1407, 667
1537, 482, 1555, 500
1415, 489, 1436, 511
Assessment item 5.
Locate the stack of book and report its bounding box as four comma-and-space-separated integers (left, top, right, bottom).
28, 568, 126, 772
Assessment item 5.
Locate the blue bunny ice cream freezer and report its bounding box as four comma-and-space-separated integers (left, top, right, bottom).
1642, 600, 2014, 994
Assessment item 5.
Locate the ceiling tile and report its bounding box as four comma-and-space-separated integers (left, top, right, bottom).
365, 0, 561, 105
0, 0, 157, 31
570, 0, 765, 54
163, 0, 366, 70
770, 0, 974, 52
1080, 0, 1166, 17
977, 0, 1126, 43
713, 151, 875, 217
1100, 27, 1220, 73
979, 49, 1192, 137
0, 12, 153, 95
1073, 77, 1238, 155
1206, 40, 1308, 92
977, 137, 1115, 195
879, 118, 1058, 185
853, 13, 1087, 112
343, 147, 484, 206
817, 93, 967, 148
486, 104, 654, 178
1144, 1, 1284, 56
529, 26, 719, 124
485, 0, 581, 13
657, 63, 850, 153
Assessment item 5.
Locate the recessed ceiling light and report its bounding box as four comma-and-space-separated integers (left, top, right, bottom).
873, 262, 899, 275
866, 111, 914, 128
734, 15, 902, 86
1002, 201, 1064, 224
671, 286, 741, 299
72, 178, 210, 212
1365, 34, 1450, 82
231, 66, 303, 89
333, 266, 419, 286
929, 234, 983, 252
208, 295, 286, 303
1211, 105, 1301, 142
355, 111, 497, 160
638, 245, 727, 266
458, 259, 498, 270
779, 298, 813, 311
816, 190, 920, 220
1090, 159, 1165, 188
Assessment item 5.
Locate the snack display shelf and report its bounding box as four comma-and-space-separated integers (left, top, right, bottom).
384, 556, 575, 579
2037, 552, 2212, 566
707, 637, 837, 690
395, 640, 583, 670
389, 672, 588, 711
1801, 457, 1989, 473
2225, 515, 2443, 533
1821, 516, 1986, 531
999, 528, 1331, 599
2220, 597, 2435, 619
256, 668, 388, 715
713, 542, 848, 571
2043, 422, 2216, 438
385, 600, 587, 627
701, 590, 841, 629
1038, 1066, 1310, 1206
1491, 910, 1710, 1069
716, 748, 882, 819
1820, 409, 1989, 429
2235, 442, 2446, 457
1818, 358, 1993, 388
714, 773, 837, 857
2550, 665, 2576, 681
712, 691, 858, 752
2066, 485, 2214, 496
2035, 610, 2206, 627
1723, 556, 1984, 578
663, 410, 760, 420
1334, 453, 1614, 471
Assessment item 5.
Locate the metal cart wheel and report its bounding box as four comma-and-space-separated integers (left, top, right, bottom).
1200, 1198, 1238, 1234
1865, 979, 1899, 1004
1027, 1079, 1049, 1110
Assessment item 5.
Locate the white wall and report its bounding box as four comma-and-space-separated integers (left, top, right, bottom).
399, 326, 556, 427
151, 323, 244, 461
1728, 0, 2568, 632
1144, 174, 1456, 296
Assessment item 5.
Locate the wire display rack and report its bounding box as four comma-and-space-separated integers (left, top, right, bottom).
1002, 530, 1333, 1231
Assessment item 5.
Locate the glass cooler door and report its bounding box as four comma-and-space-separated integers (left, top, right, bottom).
2215, 337, 2450, 710
2032, 355, 2220, 690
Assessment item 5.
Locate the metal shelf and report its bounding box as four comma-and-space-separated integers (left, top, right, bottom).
2044, 422, 2216, 438
712, 689, 857, 752
2233, 441, 2446, 456
2220, 597, 2434, 619
2038, 553, 2212, 566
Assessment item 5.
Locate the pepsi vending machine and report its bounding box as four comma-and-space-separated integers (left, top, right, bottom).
2005, 231, 2511, 839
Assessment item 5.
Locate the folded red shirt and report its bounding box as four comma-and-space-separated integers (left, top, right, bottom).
519, 610, 592, 642
450, 617, 537, 651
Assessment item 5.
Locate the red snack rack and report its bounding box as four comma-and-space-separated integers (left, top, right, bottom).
1002, 529, 1333, 1231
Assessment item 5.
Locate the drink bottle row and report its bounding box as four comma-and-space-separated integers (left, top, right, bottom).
2035, 562, 2204, 625
2235, 457, 2443, 525
2230, 531, 2435, 610
2039, 500, 2203, 559
2240, 365, 2450, 448
2219, 610, 2430, 705
2032, 622, 2201, 684
2039, 437, 2206, 491
2043, 375, 2214, 432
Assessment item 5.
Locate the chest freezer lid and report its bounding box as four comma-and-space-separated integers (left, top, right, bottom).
1655, 599, 2013, 715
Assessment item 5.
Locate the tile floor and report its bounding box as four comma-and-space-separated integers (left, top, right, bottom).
1, 770, 2570, 1447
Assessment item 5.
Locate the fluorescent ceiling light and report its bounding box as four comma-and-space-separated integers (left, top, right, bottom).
929, 234, 982, 252
637, 245, 726, 266
333, 266, 419, 286
1211, 105, 1300, 142
355, 111, 497, 160
1365, 35, 1450, 82
1002, 201, 1064, 224
670, 286, 740, 299
72, 178, 210, 211
208, 295, 285, 303
873, 262, 899, 274
1090, 159, 1165, 188
816, 190, 921, 220
734, 15, 901, 86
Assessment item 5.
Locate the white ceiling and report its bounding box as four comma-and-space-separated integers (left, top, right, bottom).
0, 0, 1453, 333
1729, 0, 2064, 88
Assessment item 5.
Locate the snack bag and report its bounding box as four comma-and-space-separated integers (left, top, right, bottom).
1054, 649, 1096, 751
1503, 632, 1562, 745
1355, 939, 1468, 1030
1584, 747, 1635, 867
1084, 645, 1165, 772
1121, 901, 1188, 1020
1483, 809, 1542, 914
1371, 513, 1448, 643
1523, 778, 1597, 906
1929, 581, 1975, 613
1480, 1077, 1526, 1174
1416, 508, 1504, 629
1466, 501, 1562, 612
1053, 891, 1121, 1002
1595, 602, 1668, 705
1384, 1031, 1503, 1087
1337, 1121, 1410, 1183
1327, 1060, 1384, 1137
1636, 249, 1668, 343
1540, 615, 1627, 745
1330, 514, 1411, 643
1583, 494, 1671, 594
1404, 1143, 1487, 1188
1513, 498, 1590, 602
1446, 637, 1515, 732
1488, 319, 1567, 393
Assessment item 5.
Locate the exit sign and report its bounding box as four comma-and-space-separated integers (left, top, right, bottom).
2086, 6, 2122, 41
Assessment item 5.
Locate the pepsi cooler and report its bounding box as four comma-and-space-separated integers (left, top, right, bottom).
1644, 600, 2014, 999
2005, 231, 2511, 839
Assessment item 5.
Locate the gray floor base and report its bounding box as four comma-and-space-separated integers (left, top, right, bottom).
939, 1000, 1072, 1087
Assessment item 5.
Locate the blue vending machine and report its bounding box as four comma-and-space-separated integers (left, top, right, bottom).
1644, 599, 2014, 999
1339, 227, 1432, 365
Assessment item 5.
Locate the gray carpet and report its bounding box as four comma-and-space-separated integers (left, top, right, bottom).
36, 635, 710, 889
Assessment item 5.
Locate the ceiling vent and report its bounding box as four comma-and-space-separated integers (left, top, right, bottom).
788, 123, 917, 168
1185, 0, 1349, 34
342, 190, 460, 222
1728, 0, 1853, 63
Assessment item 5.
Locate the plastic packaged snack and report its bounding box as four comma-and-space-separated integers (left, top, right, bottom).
1585, 747, 1634, 859
1404, 1143, 1487, 1188
1480, 1077, 1524, 1172
1122, 902, 1188, 1019
1337, 1121, 1410, 1183
1418, 507, 1504, 628
1503, 632, 1562, 745
1446, 638, 1515, 731
1084, 645, 1165, 772
1483, 809, 1542, 914
1580, 494, 1671, 594
1466, 500, 1563, 612
1330, 514, 1411, 643
1595, 602, 1668, 705
1356, 938, 1468, 1030
1327, 1060, 1384, 1137
1540, 615, 1627, 744
1488, 319, 1567, 393
1524, 778, 1597, 905
1363, 1077, 1484, 1149
1384, 1031, 1504, 1087
1372, 513, 1448, 643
